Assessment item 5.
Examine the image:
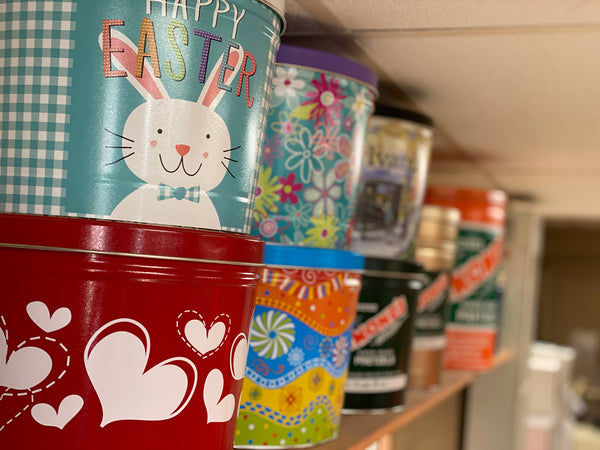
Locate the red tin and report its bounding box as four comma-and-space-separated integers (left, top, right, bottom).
0, 214, 263, 449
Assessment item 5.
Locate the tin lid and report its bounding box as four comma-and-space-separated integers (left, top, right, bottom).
0, 213, 264, 266
264, 243, 364, 271
275, 44, 379, 91
425, 186, 508, 227
374, 104, 434, 128
363, 257, 427, 281
417, 205, 461, 246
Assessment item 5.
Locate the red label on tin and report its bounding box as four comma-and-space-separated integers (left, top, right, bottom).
417, 272, 449, 312
351, 296, 409, 351
450, 237, 504, 302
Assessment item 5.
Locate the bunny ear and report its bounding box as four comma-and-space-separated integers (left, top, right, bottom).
98, 30, 168, 101
198, 45, 244, 109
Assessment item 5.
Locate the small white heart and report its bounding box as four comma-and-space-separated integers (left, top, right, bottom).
0, 331, 52, 390
230, 333, 248, 381
27, 301, 71, 333
185, 319, 226, 355
203, 368, 235, 424
31, 395, 84, 429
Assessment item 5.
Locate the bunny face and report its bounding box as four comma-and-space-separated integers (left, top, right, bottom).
100, 29, 246, 230
122, 99, 232, 191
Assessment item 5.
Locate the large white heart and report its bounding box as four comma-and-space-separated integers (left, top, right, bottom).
0, 331, 52, 390
31, 395, 84, 429
84, 319, 198, 427
26, 301, 71, 333
184, 318, 226, 356
203, 368, 235, 424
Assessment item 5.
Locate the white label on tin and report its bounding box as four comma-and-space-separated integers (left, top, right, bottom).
344, 374, 407, 394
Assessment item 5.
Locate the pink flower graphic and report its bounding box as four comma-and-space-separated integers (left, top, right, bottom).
261, 134, 283, 166
333, 336, 349, 368
276, 173, 303, 204
342, 115, 354, 132
312, 123, 341, 161
301, 73, 346, 126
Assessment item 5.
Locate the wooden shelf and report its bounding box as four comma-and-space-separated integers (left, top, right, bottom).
319, 349, 514, 450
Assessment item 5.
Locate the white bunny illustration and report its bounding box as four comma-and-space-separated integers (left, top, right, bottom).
99, 30, 243, 230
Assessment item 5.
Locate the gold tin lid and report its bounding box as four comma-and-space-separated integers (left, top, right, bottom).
417, 204, 461, 246
415, 205, 460, 271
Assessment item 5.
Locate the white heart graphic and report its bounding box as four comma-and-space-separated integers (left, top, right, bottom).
27, 301, 72, 333
84, 319, 198, 427
185, 319, 226, 355
230, 333, 248, 381
0, 331, 52, 390
203, 368, 235, 424
31, 395, 84, 429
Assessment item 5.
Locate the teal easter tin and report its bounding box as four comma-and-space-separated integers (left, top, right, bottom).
0, 0, 285, 233
251, 45, 378, 249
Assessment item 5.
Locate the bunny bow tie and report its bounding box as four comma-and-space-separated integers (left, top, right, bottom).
157, 184, 202, 202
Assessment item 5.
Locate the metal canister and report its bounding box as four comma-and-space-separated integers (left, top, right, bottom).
251, 44, 378, 250
425, 186, 508, 371
0, 0, 285, 234
235, 244, 364, 448
409, 205, 460, 389
343, 258, 426, 413
351, 106, 434, 259
0, 213, 264, 450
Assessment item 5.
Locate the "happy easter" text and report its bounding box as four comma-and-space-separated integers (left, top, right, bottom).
101, 0, 258, 108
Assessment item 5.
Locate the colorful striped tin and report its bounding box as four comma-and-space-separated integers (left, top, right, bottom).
235, 244, 364, 447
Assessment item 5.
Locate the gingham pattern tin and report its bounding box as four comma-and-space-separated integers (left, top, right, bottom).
0, 1, 76, 215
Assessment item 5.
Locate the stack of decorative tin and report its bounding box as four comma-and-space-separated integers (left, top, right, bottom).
235, 45, 378, 447
342, 107, 434, 413
425, 186, 508, 371
410, 204, 460, 388
0, 1, 285, 449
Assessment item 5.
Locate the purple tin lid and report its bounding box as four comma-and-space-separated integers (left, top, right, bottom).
276, 44, 378, 91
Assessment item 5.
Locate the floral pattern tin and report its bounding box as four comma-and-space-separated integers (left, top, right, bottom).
251, 45, 378, 249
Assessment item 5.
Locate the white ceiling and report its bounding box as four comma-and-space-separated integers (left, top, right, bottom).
282, 0, 600, 219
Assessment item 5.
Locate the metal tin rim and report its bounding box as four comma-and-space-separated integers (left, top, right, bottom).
265, 261, 364, 274
276, 62, 379, 96
257, 0, 287, 33
362, 269, 429, 282
373, 104, 434, 128
0, 242, 265, 268
0, 214, 264, 265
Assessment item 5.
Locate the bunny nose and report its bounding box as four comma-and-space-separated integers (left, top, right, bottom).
176, 144, 191, 157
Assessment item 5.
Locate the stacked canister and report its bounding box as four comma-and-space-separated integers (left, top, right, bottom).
410, 205, 460, 388
235, 44, 378, 447
343, 107, 433, 413
1, 1, 512, 448
1, 1, 285, 449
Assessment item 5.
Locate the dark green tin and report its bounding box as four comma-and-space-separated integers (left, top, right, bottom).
343, 258, 427, 413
